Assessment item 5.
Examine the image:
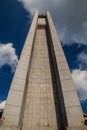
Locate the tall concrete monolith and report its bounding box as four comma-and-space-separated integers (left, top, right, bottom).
0, 12, 86, 130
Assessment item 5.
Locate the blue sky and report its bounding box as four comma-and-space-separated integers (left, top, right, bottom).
0, 0, 87, 113
0, 0, 31, 102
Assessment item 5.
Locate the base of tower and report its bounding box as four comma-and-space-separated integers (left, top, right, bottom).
0, 126, 58, 130
67, 125, 87, 130
0, 125, 20, 130
0, 125, 87, 130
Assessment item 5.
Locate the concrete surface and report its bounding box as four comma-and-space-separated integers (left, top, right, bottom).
22, 18, 58, 130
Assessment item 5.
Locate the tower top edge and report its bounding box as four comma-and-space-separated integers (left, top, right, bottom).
38, 14, 46, 18
35, 11, 50, 18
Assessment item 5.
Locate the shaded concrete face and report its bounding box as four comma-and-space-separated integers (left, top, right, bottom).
47, 12, 84, 128
0, 12, 86, 130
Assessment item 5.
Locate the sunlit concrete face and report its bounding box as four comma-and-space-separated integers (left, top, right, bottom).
22, 18, 58, 130
0, 12, 86, 130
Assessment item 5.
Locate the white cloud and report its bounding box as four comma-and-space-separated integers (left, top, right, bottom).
72, 69, 87, 101
78, 52, 87, 65
0, 100, 6, 109
18, 0, 87, 45
77, 52, 87, 69
0, 43, 18, 72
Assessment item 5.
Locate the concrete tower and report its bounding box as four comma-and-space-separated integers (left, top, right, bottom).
0, 12, 86, 130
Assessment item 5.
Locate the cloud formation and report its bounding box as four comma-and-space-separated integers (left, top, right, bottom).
18, 0, 87, 45
0, 43, 18, 72
77, 52, 87, 69
72, 69, 87, 101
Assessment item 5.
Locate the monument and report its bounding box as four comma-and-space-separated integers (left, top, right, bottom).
0, 12, 86, 130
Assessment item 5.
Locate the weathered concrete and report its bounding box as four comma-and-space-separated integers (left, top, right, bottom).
0, 125, 20, 130
67, 125, 87, 130
22, 18, 58, 130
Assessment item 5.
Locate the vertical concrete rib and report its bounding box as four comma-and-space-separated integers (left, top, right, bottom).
2, 11, 38, 126
47, 12, 84, 128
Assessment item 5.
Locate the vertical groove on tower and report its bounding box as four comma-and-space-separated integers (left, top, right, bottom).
46, 12, 84, 129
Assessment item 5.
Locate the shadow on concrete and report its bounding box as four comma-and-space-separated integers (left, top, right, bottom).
46, 26, 68, 130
